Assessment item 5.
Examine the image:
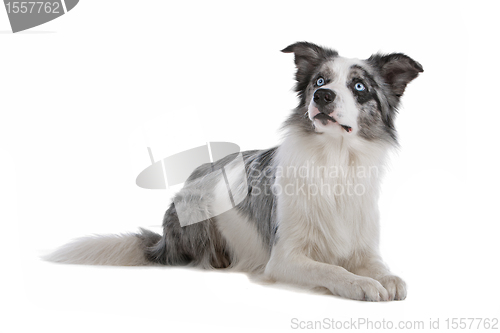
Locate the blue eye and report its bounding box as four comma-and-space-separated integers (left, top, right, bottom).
316, 77, 325, 86
355, 82, 366, 91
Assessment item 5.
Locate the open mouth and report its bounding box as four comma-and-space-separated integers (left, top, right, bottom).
314, 113, 352, 133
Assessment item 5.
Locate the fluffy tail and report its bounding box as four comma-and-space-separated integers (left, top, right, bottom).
43, 228, 162, 266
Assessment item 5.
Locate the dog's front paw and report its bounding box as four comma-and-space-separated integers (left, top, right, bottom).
377, 275, 407, 300
335, 277, 389, 302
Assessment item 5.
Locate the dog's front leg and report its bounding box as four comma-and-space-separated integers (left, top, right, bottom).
264, 248, 389, 301
349, 254, 407, 301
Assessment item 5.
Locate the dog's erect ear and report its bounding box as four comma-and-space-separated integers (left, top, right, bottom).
368, 53, 423, 97
282, 42, 338, 95
281, 42, 337, 70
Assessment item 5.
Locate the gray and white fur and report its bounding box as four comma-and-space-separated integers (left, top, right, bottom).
45, 42, 423, 302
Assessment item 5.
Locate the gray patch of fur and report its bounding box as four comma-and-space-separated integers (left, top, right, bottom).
235, 148, 278, 250
145, 148, 279, 267
356, 100, 392, 141
144, 205, 231, 268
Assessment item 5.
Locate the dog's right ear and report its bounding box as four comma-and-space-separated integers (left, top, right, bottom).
282, 42, 338, 90
282, 42, 336, 66
282, 42, 338, 75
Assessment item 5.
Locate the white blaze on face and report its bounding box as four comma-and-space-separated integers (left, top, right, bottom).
308, 57, 365, 135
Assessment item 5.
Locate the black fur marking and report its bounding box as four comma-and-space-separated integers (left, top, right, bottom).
348, 65, 381, 107
314, 113, 335, 125
313, 113, 351, 132
348, 67, 383, 114
350, 79, 373, 105
314, 112, 336, 125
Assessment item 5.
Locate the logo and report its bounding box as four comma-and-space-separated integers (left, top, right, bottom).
3, 0, 79, 33
136, 142, 248, 227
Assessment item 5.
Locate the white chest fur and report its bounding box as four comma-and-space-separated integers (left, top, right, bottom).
274, 133, 389, 266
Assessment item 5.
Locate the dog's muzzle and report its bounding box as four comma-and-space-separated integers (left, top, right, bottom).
312, 89, 352, 133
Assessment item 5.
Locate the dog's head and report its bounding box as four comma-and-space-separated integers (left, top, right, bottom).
282, 42, 423, 144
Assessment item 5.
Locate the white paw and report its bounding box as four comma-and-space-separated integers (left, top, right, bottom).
334, 277, 389, 302
377, 275, 407, 300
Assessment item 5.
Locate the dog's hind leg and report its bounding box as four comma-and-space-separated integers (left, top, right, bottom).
144, 202, 231, 268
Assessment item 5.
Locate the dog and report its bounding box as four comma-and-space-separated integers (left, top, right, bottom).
45, 42, 423, 301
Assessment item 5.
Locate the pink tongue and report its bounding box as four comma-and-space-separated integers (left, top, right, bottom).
341, 125, 352, 133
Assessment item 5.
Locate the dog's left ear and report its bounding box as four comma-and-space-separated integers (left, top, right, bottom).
368, 53, 423, 97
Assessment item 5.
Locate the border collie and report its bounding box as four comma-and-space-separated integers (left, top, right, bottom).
46, 42, 423, 301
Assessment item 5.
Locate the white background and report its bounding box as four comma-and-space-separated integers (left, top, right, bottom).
1, 1, 499, 332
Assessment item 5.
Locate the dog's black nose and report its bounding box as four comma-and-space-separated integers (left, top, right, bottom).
313, 89, 336, 106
